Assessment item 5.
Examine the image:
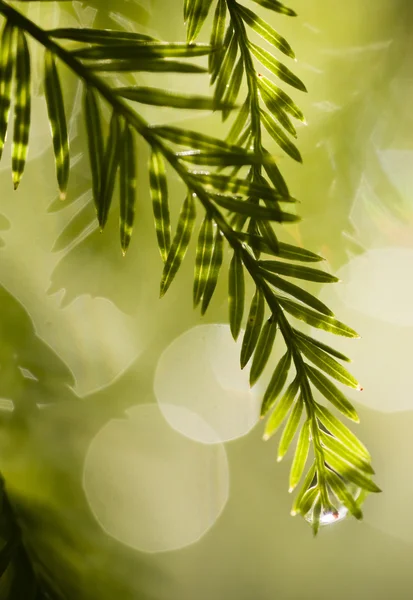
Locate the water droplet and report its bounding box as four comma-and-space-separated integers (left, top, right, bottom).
305, 503, 348, 527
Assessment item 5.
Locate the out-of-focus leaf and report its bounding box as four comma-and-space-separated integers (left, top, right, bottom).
315, 403, 370, 460
72, 42, 214, 60
44, 50, 69, 199
250, 316, 277, 385
261, 270, 334, 316
119, 124, 137, 254
289, 419, 311, 492
0, 21, 15, 162
228, 249, 245, 340
149, 146, 171, 262
117, 86, 235, 110
237, 3, 294, 58
160, 192, 196, 297
89, 58, 208, 73
193, 213, 214, 306
261, 350, 292, 416
261, 110, 302, 162
249, 42, 306, 92
241, 287, 265, 368
84, 85, 104, 211
49, 28, 155, 44
259, 258, 338, 283
278, 395, 304, 461
298, 339, 360, 389
12, 29, 31, 190
307, 366, 359, 422
263, 375, 298, 439
98, 111, 123, 229
201, 226, 224, 315
277, 296, 360, 338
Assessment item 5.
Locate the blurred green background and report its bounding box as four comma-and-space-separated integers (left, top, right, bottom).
1, 0, 413, 598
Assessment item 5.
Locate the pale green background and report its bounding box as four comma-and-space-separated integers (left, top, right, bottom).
0, 1, 413, 598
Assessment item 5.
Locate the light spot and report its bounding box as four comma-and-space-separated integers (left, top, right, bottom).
154, 324, 261, 444
83, 403, 229, 553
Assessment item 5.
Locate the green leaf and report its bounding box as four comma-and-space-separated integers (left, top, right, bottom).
222, 56, 244, 121
229, 249, 245, 340
51, 199, 96, 253
193, 213, 214, 306
49, 28, 155, 44
83, 85, 104, 212
257, 219, 279, 254
98, 111, 123, 229
201, 227, 224, 315
307, 365, 359, 422
261, 270, 334, 316
250, 0, 297, 17
320, 431, 374, 475
258, 75, 305, 122
260, 88, 297, 137
227, 97, 250, 145
153, 125, 249, 153
294, 329, 351, 362
0, 21, 15, 162
315, 403, 371, 461
249, 42, 306, 92
326, 469, 363, 520
311, 496, 322, 536
241, 287, 265, 368
149, 146, 171, 262
214, 31, 238, 104
119, 124, 137, 254
160, 192, 196, 297
261, 350, 292, 416
298, 487, 319, 520
278, 396, 304, 461
298, 339, 360, 389
187, 0, 214, 42
194, 172, 293, 202
277, 296, 360, 338
289, 419, 311, 492
117, 86, 235, 111
210, 193, 298, 222
12, 29, 31, 190
322, 447, 381, 493
177, 149, 261, 167
250, 316, 277, 385
263, 149, 289, 196
259, 258, 338, 283
209, 0, 227, 79
263, 375, 298, 439
261, 110, 302, 162
235, 232, 324, 262
89, 58, 208, 73
291, 462, 316, 515
237, 3, 295, 58
72, 42, 214, 60
44, 50, 69, 200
